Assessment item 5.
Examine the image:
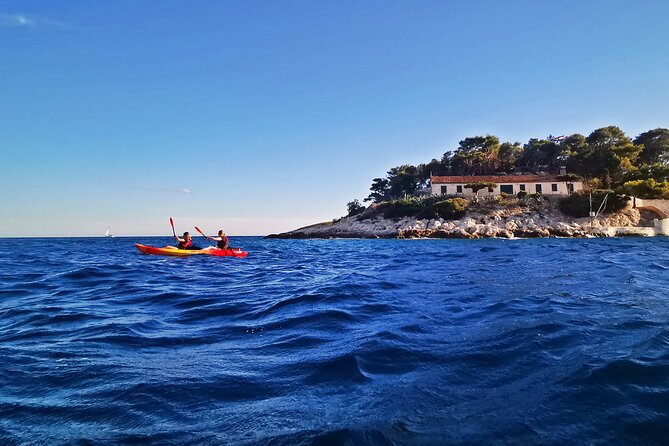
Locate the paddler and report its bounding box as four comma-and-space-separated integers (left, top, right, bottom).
207, 230, 230, 249
174, 231, 201, 250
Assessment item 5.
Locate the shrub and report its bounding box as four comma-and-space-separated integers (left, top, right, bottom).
620, 179, 669, 199
381, 198, 424, 218
366, 195, 469, 220
433, 198, 468, 220
558, 190, 630, 217
587, 178, 603, 189
346, 199, 366, 216
517, 190, 529, 199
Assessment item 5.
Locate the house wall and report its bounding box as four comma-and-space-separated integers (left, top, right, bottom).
431, 181, 583, 197
655, 218, 669, 236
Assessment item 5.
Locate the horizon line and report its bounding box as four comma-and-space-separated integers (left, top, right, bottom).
0, 235, 268, 239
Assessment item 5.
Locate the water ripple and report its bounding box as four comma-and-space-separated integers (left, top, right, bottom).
0, 236, 668, 444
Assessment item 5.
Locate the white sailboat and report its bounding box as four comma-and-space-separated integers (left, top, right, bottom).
105, 226, 115, 238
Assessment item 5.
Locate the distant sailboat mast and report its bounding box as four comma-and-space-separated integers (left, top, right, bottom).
105, 226, 114, 238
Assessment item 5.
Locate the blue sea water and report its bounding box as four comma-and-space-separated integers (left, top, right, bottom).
1, 236, 668, 445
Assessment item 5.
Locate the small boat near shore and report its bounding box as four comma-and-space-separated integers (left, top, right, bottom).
135, 244, 248, 258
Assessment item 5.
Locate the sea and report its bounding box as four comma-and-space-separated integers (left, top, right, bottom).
1, 236, 668, 445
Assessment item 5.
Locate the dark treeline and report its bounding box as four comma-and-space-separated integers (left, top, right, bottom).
363, 126, 669, 203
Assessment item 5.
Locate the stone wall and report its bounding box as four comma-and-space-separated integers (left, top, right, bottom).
636, 198, 669, 219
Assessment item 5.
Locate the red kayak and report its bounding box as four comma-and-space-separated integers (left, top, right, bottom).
135, 244, 248, 258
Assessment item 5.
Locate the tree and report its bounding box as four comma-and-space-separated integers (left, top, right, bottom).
440, 151, 454, 173
584, 126, 642, 184
387, 165, 421, 198
634, 128, 669, 165
498, 142, 522, 172
451, 135, 501, 175
416, 161, 442, 188
464, 181, 497, 200
365, 178, 390, 203
346, 199, 365, 216
517, 139, 561, 171
561, 134, 588, 175
623, 163, 669, 183
622, 179, 669, 199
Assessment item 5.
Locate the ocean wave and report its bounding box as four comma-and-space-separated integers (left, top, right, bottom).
0, 236, 668, 444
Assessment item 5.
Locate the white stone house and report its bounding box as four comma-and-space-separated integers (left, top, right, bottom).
430, 174, 584, 197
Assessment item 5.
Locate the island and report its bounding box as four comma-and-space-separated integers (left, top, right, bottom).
270, 126, 669, 239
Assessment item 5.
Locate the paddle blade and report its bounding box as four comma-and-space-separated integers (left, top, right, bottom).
169, 217, 176, 237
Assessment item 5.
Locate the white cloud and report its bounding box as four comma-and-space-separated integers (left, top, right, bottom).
175, 188, 191, 194
0, 13, 65, 27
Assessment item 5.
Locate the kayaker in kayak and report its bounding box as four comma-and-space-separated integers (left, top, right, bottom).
207, 230, 229, 249
174, 232, 201, 250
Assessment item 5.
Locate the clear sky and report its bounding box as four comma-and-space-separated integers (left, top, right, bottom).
1, 0, 668, 237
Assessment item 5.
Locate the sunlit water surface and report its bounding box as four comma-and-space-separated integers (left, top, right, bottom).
1, 236, 668, 445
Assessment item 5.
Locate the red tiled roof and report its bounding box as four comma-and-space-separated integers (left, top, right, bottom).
430, 175, 563, 184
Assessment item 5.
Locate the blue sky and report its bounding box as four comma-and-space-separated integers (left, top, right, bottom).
1, 0, 668, 236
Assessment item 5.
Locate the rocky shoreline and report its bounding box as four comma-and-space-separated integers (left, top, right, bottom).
268, 199, 650, 239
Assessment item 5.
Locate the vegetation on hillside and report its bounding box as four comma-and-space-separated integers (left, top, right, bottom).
558, 191, 630, 218
353, 195, 469, 221
359, 126, 669, 203
350, 194, 570, 222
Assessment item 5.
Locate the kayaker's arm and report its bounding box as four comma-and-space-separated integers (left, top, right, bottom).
207, 236, 230, 249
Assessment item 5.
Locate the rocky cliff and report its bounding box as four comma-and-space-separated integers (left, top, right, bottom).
269, 197, 643, 239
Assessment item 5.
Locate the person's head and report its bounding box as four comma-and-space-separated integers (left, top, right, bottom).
218, 230, 225, 236
183, 232, 191, 240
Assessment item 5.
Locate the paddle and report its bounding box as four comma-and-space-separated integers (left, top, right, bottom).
194, 226, 239, 251
169, 217, 176, 238
194, 226, 216, 247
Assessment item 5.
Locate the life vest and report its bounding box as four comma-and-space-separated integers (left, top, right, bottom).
217, 236, 229, 249
178, 239, 193, 249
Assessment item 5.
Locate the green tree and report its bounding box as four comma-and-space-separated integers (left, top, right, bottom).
440, 151, 454, 172
365, 177, 390, 202
387, 165, 421, 198
621, 179, 669, 199
498, 142, 523, 172
561, 134, 588, 175
451, 135, 501, 175
417, 160, 443, 185
346, 199, 365, 216
634, 128, 669, 165
517, 139, 561, 171
584, 126, 642, 185
623, 163, 669, 183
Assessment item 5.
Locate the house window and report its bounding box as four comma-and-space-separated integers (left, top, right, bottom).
568, 183, 574, 193
441, 185, 448, 195
536, 184, 542, 193
520, 184, 526, 191
551, 183, 558, 192
488, 187, 494, 193
500, 184, 514, 194
456, 185, 463, 193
